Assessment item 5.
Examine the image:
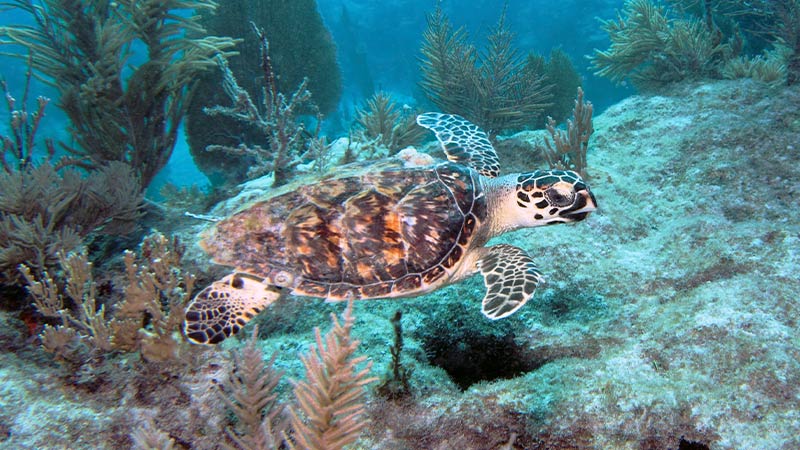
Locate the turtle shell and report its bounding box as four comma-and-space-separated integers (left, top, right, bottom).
201, 162, 488, 299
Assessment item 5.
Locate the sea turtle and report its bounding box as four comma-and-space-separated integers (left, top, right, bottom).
184, 113, 597, 344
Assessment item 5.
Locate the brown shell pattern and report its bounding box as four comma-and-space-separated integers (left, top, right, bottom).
201, 162, 487, 299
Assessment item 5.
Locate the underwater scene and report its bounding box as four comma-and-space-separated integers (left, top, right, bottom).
0, 0, 799, 448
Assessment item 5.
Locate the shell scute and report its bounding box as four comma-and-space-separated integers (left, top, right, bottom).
443, 244, 464, 269
341, 189, 406, 283
436, 164, 472, 209
296, 279, 329, 297
459, 214, 478, 246
307, 177, 364, 207
328, 283, 357, 300
394, 274, 422, 292
360, 282, 393, 298
422, 265, 446, 284
398, 180, 463, 273
286, 202, 343, 282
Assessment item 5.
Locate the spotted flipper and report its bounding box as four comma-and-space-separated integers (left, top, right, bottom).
416, 112, 501, 178
183, 272, 282, 345
476, 244, 544, 319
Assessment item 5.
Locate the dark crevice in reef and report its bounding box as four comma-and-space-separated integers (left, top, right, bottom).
677, 437, 711, 450
421, 329, 545, 390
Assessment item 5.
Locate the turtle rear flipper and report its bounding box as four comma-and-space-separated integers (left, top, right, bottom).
416, 112, 501, 178
477, 245, 544, 319
184, 272, 282, 345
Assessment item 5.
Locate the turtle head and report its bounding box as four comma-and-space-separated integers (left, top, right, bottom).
512, 170, 597, 226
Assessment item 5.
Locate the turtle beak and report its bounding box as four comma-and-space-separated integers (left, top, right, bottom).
563, 189, 597, 222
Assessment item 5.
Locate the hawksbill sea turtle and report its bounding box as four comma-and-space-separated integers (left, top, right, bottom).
184, 113, 597, 344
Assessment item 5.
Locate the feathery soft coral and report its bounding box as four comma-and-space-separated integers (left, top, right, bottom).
287, 302, 377, 450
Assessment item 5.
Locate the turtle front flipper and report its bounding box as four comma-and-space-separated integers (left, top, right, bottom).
183, 272, 282, 345
416, 112, 501, 178
476, 245, 544, 319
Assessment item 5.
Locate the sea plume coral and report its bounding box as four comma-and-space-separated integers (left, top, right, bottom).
353, 91, 427, 154
591, 0, 735, 88
419, 4, 551, 136
0, 0, 237, 189
286, 302, 377, 450
219, 326, 287, 450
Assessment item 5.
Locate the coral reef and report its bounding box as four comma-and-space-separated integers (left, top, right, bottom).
0, 80, 142, 286
1, 77, 800, 449
0, 0, 237, 189
721, 48, 789, 86
185, 0, 341, 186
591, 0, 736, 89
20, 232, 193, 363
595, 0, 800, 89
667, 0, 800, 85
204, 27, 326, 187
376, 310, 413, 400
418, 5, 551, 136
539, 87, 595, 178
353, 91, 427, 154
287, 301, 377, 450
0, 161, 142, 284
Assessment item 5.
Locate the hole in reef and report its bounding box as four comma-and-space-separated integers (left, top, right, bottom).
421, 327, 544, 391
677, 438, 710, 450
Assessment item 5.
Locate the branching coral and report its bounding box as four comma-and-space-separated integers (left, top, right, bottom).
286, 301, 377, 450
0, 161, 143, 284
0, 77, 53, 173
591, 0, 735, 88
540, 88, 594, 179
185, 0, 341, 186
216, 303, 375, 450
111, 233, 195, 362
0, 0, 237, 189
0, 80, 142, 285
205, 26, 326, 186
219, 326, 287, 450
353, 92, 427, 154
20, 250, 114, 354
376, 310, 413, 400
419, 5, 551, 137
20, 232, 194, 362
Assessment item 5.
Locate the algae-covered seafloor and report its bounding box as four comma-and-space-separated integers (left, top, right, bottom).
0, 78, 798, 449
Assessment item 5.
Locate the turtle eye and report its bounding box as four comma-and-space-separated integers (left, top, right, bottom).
545, 185, 576, 207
